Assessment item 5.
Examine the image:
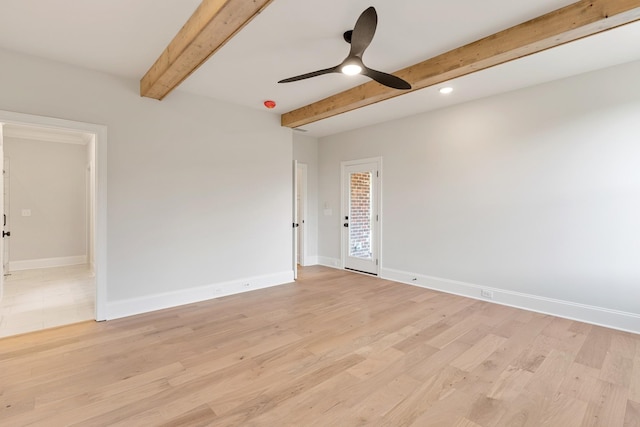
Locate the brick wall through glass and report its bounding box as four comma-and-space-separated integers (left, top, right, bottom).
349, 172, 372, 259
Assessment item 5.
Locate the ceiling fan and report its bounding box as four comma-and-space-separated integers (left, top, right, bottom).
278, 7, 412, 90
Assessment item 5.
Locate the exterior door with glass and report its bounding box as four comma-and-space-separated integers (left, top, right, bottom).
342, 160, 379, 275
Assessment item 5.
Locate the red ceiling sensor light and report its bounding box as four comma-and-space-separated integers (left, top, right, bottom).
263, 100, 276, 109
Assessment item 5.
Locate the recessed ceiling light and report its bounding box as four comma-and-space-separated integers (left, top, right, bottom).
439, 87, 454, 94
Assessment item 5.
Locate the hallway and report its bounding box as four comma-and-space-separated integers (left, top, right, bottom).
0, 264, 94, 338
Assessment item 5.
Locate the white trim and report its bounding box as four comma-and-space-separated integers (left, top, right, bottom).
106, 271, 294, 320
0, 109, 107, 321
306, 256, 320, 266
9, 255, 87, 271
317, 256, 341, 269
3, 125, 89, 145
380, 267, 640, 335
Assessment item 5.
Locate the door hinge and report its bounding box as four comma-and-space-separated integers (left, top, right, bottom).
376, 170, 379, 178
376, 259, 379, 266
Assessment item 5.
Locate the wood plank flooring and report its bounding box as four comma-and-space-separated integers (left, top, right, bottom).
1, 266, 639, 426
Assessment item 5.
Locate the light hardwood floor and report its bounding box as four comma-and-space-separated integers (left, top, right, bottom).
1, 266, 638, 426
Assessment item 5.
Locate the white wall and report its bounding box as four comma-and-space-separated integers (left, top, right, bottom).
318, 60, 640, 332
293, 134, 319, 263
5, 138, 87, 264
0, 48, 293, 318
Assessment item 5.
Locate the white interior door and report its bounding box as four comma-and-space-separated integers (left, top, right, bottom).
292, 160, 298, 279
3, 157, 9, 272
0, 123, 4, 300
342, 159, 380, 275
296, 163, 307, 267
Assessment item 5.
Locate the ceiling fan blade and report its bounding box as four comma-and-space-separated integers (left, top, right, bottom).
349, 7, 377, 57
278, 66, 339, 83
363, 67, 412, 90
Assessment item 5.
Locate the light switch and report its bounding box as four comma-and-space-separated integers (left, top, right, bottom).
21, 209, 31, 217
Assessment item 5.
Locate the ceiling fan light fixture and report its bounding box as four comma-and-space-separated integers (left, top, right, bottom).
278, 7, 411, 90
341, 64, 363, 76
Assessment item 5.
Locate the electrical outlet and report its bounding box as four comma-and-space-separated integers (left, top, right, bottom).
480, 289, 493, 299
243, 283, 251, 288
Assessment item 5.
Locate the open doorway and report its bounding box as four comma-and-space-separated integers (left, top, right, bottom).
1, 124, 94, 337
0, 111, 106, 337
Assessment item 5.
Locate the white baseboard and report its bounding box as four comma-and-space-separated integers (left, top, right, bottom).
304, 256, 320, 266
380, 267, 640, 335
9, 255, 87, 271
317, 256, 341, 269
106, 270, 294, 320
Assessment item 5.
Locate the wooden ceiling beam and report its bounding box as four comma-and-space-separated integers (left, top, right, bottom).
281, 0, 640, 129
141, 0, 274, 100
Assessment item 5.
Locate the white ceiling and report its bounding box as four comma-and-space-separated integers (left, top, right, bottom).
1, 0, 640, 138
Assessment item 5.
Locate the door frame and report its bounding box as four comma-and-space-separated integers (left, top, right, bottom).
340, 157, 382, 275
0, 109, 107, 321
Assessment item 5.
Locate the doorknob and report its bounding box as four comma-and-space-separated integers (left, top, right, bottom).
2, 231, 10, 238
343, 223, 349, 227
